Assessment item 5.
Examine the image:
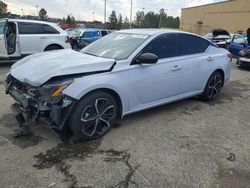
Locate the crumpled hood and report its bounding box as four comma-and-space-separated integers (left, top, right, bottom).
10, 49, 115, 86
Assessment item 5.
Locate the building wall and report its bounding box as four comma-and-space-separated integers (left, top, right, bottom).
180, 0, 250, 35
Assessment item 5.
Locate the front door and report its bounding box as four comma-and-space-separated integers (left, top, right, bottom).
128, 34, 182, 110
0, 19, 8, 58
228, 35, 247, 57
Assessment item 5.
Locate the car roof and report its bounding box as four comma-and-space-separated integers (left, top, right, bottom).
7, 19, 57, 26
116, 29, 192, 36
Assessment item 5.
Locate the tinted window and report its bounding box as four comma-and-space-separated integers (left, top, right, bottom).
41, 24, 59, 34
142, 34, 179, 59
18, 22, 41, 34
101, 30, 108, 36
178, 34, 209, 55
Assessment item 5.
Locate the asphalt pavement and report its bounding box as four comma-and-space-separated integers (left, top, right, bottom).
0, 60, 249, 188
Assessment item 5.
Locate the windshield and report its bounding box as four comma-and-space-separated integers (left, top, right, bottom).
0, 20, 6, 34
67, 29, 83, 37
81, 32, 149, 60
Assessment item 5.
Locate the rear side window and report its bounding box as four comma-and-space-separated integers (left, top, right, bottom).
18, 22, 41, 34
142, 34, 179, 59
40, 24, 59, 34
18, 22, 59, 34
178, 34, 209, 55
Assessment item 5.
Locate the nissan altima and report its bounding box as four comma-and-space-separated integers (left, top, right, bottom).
5, 29, 232, 141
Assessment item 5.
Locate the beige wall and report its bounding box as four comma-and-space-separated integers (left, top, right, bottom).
180, 0, 250, 35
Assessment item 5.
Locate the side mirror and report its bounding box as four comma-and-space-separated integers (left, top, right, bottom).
135, 53, 158, 65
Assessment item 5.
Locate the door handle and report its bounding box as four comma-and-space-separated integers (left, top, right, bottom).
40, 37, 47, 39
207, 56, 214, 61
171, 65, 182, 71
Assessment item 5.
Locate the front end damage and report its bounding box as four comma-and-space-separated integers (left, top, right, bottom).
5, 74, 76, 138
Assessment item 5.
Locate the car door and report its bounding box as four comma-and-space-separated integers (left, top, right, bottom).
0, 19, 8, 57
128, 33, 182, 107
177, 33, 211, 94
228, 35, 247, 57
18, 22, 43, 55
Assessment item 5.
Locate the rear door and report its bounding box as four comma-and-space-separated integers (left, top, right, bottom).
0, 19, 8, 57
18, 22, 43, 54
177, 33, 211, 94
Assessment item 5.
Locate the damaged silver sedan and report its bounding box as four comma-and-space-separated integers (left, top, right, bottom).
5, 29, 232, 141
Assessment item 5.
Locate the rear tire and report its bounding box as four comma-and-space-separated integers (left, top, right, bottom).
68, 91, 118, 141
200, 71, 223, 101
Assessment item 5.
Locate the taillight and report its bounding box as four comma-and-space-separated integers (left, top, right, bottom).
66, 36, 71, 43
227, 53, 233, 62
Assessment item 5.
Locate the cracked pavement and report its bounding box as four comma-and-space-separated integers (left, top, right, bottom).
0, 61, 250, 188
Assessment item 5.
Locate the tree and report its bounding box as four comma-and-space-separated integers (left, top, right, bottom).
66, 14, 75, 24
0, 1, 8, 18
108, 10, 117, 30
124, 16, 129, 24
134, 11, 145, 28
39, 8, 47, 20
117, 14, 123, 30
122, 16, 130, 29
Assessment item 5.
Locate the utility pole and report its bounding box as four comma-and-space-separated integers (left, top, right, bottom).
92, 11, 95, 21
36, 5, 39, 17
104, 0, 107, 23
130, 0, 133, 29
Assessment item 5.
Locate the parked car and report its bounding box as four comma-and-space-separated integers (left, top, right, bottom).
204, 29, 231, 48
5, 29, 232, 141
237, 47, 250, 68
228, 34, 248, 57
69, 28, 110, 50
0, 19, 71, 62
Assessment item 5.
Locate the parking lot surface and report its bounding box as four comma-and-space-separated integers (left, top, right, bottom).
0, 61, 250, 188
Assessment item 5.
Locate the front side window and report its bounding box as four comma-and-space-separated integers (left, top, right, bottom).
142, 34, 179, 59
18, 22, 41, 34
178, 34, 209, 55
233, 35, 246, 44
81, 33, 149, 60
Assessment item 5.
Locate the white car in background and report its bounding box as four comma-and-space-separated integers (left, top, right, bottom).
0, 19, 71, 62
6, 29, 232, 141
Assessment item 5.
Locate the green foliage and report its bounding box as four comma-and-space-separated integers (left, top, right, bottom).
134, 9, 180, 29
108, 10, 118, 30
39, 8, 47, 20
0, 0, 8, 18
117, 14, 123, 30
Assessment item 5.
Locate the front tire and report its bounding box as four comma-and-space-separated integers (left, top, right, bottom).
68, 91, 118, 141
200, 71, 223, 101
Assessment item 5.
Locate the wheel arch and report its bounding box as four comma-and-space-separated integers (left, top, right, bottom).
214, 68, 225, 87
44, 43, 64, 51
79, 88, 123, 119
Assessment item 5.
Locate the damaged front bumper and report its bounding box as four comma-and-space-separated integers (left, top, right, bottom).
5, 74, 77, 134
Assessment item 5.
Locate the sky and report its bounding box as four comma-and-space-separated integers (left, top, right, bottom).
5, 0, 225, 22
